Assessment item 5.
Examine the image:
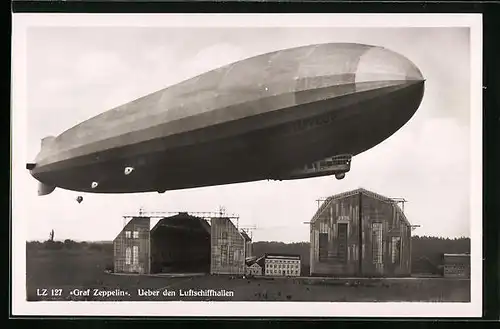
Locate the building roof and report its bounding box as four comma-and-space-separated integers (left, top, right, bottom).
310, 187, 411, 227
245, 256, 257, 266
256, 256, 266, 267
443, 253, 470, 265
265, 253, 301, 259
246, 261, 262, 268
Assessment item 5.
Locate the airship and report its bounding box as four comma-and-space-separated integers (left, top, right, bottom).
27, 43, 425, 196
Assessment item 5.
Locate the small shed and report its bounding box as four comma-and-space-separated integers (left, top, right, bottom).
443, 253, 470, 278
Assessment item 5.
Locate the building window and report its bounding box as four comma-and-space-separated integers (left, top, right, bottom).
133, 231, 139, 239
221, 232, 228, 239
233, 250, 241, 262
125, 231, 131, 238
125, 247, 131, 265
133, 246, 139, 265
319, 233, 328, 262
338, 223, 348, 263
372, 222, 383, 264
220, 244, 228, 265
391, 236, 401, 264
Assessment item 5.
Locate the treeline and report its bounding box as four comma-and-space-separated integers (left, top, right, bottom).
27, 236, 470, 275
252, 236, 470, 274
411, 236, 470, 274
26, 239, 113, 253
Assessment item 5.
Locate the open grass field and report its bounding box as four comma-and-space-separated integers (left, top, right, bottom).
26, 246, 470, 302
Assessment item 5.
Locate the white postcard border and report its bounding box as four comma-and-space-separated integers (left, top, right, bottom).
11, 13, 483, 318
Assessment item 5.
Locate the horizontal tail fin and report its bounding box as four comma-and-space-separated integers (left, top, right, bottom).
38, 182, 56, 196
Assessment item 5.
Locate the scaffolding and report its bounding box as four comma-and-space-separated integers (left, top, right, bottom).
122, 209, 240, 229
389, 197, 408, 213
123, 211, 239, 220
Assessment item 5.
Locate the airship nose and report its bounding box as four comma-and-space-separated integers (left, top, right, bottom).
355, 46, 424, 83
338, 45, 425, 157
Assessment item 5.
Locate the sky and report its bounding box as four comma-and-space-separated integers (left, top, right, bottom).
20, 24, 473, 243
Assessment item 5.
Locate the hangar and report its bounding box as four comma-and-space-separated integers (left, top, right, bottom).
113, 212, 251, 275
309, 188, 414, 277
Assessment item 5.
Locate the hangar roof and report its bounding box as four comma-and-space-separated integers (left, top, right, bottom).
150, 213, 211, 235
310, 187, 411, 227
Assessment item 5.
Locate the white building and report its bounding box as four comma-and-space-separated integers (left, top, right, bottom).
263, 254, 301, 277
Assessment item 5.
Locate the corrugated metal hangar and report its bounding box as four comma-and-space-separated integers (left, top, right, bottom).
114, 188, 416, 278
113, 212, 251, 275
309, 188, 412, 277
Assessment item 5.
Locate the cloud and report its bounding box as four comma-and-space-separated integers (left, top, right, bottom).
181, 43, 248, 79
74, 52, 126, 84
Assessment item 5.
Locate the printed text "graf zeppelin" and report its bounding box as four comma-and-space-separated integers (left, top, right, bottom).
70, 288, 129, 297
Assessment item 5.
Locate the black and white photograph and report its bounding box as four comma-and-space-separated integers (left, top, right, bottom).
11, 13, 482, 317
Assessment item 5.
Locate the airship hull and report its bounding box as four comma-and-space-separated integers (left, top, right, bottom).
29, 43, 425, 194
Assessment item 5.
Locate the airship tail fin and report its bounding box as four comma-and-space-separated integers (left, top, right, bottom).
41, 136, 55, 148
31, 136, 58, 196
38, 182, 56, 196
